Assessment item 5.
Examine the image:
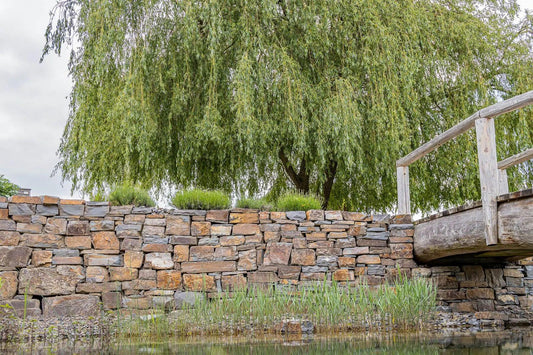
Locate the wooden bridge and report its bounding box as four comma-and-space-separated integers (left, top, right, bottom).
397, 91, 533, 265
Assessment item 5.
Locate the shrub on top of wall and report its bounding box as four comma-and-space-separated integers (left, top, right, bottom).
172, 189, 231, 210
235, 197, 272, 211
109, 184, 155, 207
275, 193, 322, 211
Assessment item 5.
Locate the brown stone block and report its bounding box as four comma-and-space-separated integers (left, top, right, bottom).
122, 250, 143, 268
52, 256, 83, 265
246, 234, 262, 244
16, 223, 42, 234
169, 236, 197, 245
433, 275, 459, 289
60, 199, 85, 205
206, 210, 229, 223
183, 274, 215, 291
44, 218, 67, 235
390, 243, 413, 259
437, 289, 466, 301
230, 212, 259, 224
356, 255, 381, 265
21, 233, 64, 248
306, 210, 324, 220
86, 266, 109, 283
142, 225, 165, 237
389, 237, 413, 243
301, 272, 326, 281
348, 224, 366, 236
220, 235, 245, 246
466, 288, 494, 300
338, 257, 355, 268
293, 238, 306, 249
32, 250, 52, 266
42, 196, 60, 205
85, 254, 122, 267
11, 215, 30, 223
357, 239, 387, 247
211, 225, 232, 236
0, 231, 20, 246
0, 271, 18, 300
157, 270, 181, 289
278, 265, 300, 279
65, 236, 92, 249
122, 279, 157, 291
263, 242, 292, 265
190, 246, 215, 261
191, 222, 211, 236
10, 196, 41, 204
20, 266, 84, 296
343, 247, 369, 255
222, 274, 247, 291
291, 249, 315, 266
166, 215, 190, 235
503, 268, 523, 278
142, 244, 171, 253
174, 245, 189, 262
333, 269, 354, 281
124, 214, 145, 224
233, 224, 260, 235
121, 238, 142, 251
0, 246, 32, 267
181, 261, 236, 273
214, 246, 237, 261
450, 302, 476, 313
43, 294, 100, 318
0, 209, 7, 220
109, 267, 138, 281
67, 221, 89, 236
102, 292, 122, 310
263, 231, 280, 243
93, 231, 119, 250
237, 249, 257, 271
248, 272, 279, 283
123, 296, 152, 309
342, 212, 367, 221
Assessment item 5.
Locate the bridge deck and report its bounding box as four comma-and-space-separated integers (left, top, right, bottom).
414, 188, 533, 265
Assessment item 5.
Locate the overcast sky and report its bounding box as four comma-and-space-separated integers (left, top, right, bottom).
0, 0, 532, 199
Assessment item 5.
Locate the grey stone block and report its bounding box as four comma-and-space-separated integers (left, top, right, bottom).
9, 203, 34, 216
59, 204, 85, 216
286, 211, 306, 221
36, 204, 58, 216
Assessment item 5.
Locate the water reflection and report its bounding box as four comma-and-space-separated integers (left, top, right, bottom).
3, 329, 533, 354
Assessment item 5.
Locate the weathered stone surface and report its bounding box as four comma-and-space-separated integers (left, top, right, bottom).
93, 231, 119, 250
356, 255, 381, 264
44, 218, 67, 235
0, 231, 20, 246
157, 270, 181, 289
32, 250, 53, 266
65, 236, 92, 249
123, 296, 152, 309
191, 222, 211, 236
342, 212, 368, 221
11, 196, 41, 204
67, 221, 89, 236
197, 237, 219, 246
248, 272, 279, 283
343, 247, 369, 255
301, 272, 326, 281
390, 243, 413, 259
0, 271, 17, 300
214, 246, 237, 261
144, 253, 174, 269
0, 209, 7, 220
122, 279, 157, 291
32, 215, 48, 224
181, 261, 236, 273
316, 255, 338, 267
86, 266, 109, 282
368, 265, 386, 275
333, 269, 354, 281
286, 211, 306, 221
237, 249, 257, 271
169, 236, 196, 245
124, 214, 145, 224
9, 204, 34, 216
291, 249, 315, 266
486, 269, 506, 287
278, 265, 300, 279
43, 294, 100, 318
338, 257, 355, 268
233, 224, 260, 235
325, 211, 343, 220
116, 224, 142, 238
19, 266, 84, 296
17, 223, 42, 234
206, 210, 229, 223
102, 292, 122, 310
20, 233, 63, 248
121, 238, 143, 251
503, 268, 524, 278
85, 254, 123, 266
142, 225, 165, 237
3, 299, 41, 318
183, 274, 216, 291
466, 288, 495, 299
412, 268, 432, 278
139, 269, 156, 280
306, 210, 324, 220
230, 212, 259, 224
109, 267, 138, 281
166, 215, 190, 235
85, 203, 109, 217
190, 246, 215, 261
263, 242, 292, 265
52, 256, 83, 265
0, 246, 31, 267
90, 220, 115, 231
174, 292, 205, 309
59, 204, 85, 217
123, 250, 144, 268
0, 220, 16, 231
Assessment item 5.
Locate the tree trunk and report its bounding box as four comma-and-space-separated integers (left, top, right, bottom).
321, 160, 337, 209
278, 149, 310, 194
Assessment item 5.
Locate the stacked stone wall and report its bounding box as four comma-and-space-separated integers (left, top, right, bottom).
0, 195, 531, 318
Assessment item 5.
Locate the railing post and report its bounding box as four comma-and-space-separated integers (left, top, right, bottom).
397, 166, 410, 215
498, 169, 509, 195
475, 117, 499, 245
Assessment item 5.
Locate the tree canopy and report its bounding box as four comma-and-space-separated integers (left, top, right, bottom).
0, 175, 19, 198
43, 0, 533, 211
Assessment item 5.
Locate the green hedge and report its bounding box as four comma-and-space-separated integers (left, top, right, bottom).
172, 189, 231, 210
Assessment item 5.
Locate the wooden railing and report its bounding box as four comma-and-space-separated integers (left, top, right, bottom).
397, 91, 533, 245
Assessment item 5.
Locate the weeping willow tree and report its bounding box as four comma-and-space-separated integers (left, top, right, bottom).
42, 0, 533, 211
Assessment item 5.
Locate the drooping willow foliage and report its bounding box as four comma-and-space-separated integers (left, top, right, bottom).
43, 0, 533, 212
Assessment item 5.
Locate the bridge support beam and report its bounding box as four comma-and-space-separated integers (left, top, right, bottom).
475, 117, 499, 246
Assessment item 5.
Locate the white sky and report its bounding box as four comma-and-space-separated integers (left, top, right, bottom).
0, 0, 532, 199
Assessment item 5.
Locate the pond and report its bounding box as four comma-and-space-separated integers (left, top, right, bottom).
2, 329, 533, 354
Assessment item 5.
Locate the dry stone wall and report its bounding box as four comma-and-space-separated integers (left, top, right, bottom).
0, 195, 531, 319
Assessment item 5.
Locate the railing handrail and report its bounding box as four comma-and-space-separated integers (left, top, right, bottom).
396, 90, 533, 246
